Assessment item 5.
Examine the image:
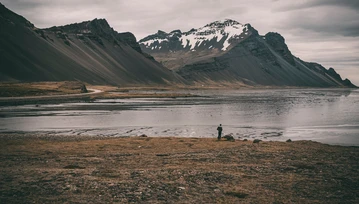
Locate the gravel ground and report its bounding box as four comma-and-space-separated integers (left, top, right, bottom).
0, 134, 358, 203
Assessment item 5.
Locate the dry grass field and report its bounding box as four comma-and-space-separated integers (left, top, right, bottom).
0, 82, 198, 101
0, 82, 283, 102
0, 81, 87, 97
0, 135, 358, 203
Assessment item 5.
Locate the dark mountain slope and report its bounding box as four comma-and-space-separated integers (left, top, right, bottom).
140, 20, 356, 87
0, 3, 184, 85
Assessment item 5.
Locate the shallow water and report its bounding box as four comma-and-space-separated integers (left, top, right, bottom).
1, 88, 359, 146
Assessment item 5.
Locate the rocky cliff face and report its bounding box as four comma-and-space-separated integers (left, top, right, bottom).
139, 19, 356, 88
0, 4, 184, 85
45, 19, 142, 53
264, 32, 295, 66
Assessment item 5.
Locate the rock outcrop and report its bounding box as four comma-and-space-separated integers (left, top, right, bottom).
264, 32, 295, 66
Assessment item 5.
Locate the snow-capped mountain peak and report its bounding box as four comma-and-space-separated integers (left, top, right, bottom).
205, 19, 242, 28
139, 19, 253, 52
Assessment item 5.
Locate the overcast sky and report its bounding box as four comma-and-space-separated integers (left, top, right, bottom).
2, 0, 359, 85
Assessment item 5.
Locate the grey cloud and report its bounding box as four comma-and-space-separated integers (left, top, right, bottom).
294, 20, 359, 37
2, 0, 108, 10
320, 58, 359, 65
318, 0, 359, 10
111, 0, 254, 38
2, 0, 113, 28
276, 5, 359, 37
275, 0, 359, 11
217, 6, 247, 19
2, 0, 41, 10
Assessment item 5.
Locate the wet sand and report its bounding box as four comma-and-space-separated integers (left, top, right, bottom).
0, 134, 358, 203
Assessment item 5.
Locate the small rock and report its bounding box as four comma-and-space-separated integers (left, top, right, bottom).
253, 139, 262, 144
156, 154, 170, 157
243, 139, 248, 141
223, 134, 235, 141
178, 187, 185, 190
139, 134, 148, 137
286, 139, 292, 142
63, 164, 85, 169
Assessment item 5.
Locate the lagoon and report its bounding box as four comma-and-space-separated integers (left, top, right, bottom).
1, 88, 358, 146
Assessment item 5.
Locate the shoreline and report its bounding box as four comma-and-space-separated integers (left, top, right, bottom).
1, 133, 358, 147
2, 127, 359, 146
1, 134, 358, 203
0, 82, 357, 106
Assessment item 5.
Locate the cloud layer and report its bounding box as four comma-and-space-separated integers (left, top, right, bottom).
2, 0, 359, 85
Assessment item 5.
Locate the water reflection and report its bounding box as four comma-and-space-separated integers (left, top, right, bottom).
0, 89, 358, 146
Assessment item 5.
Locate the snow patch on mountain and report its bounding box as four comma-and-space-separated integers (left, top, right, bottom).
140, 19, 248, 51
144, 38, 168, 47
181, 33, 199, 50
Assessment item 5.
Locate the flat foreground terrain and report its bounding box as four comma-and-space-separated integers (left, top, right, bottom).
0, 135, 358, 203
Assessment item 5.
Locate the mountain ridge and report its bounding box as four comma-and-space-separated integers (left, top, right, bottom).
0, 3, 184, 85
44, 18, 143, 53
139, 19, 254, 53
0, 3, 356, 88
139, 19, 356, 88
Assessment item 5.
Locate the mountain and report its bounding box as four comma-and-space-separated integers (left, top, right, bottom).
139, 19, 356, 87
139, 19, 255, 70
0, 3, 184, 85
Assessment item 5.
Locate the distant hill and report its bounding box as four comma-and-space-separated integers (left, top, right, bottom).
0, 3, 184, 86
139, 19, 356, 87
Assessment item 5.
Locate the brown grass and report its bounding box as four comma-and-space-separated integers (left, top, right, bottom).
87, 85, 199, 99
0, 82, 297, 100
0, 135, 358, 203
90, 92, 196, 99
0, 81, 87, 97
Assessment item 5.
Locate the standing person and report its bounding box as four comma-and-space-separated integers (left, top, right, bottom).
217, 124, 223, 140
